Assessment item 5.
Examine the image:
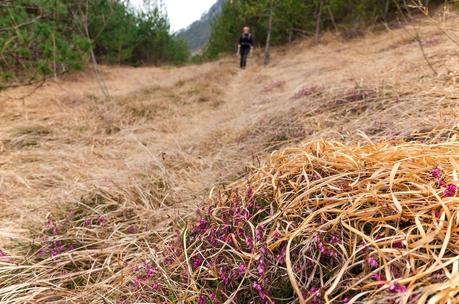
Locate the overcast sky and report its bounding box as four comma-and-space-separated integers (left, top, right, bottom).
131, 0, 217, 32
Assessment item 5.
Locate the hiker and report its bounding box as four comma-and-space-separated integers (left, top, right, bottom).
237, 26, 253, 69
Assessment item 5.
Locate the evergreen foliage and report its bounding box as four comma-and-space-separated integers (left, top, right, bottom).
0, 0, 189, 85
205, 0, 446, 59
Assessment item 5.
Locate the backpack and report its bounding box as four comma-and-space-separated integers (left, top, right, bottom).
240, 33, 252, 47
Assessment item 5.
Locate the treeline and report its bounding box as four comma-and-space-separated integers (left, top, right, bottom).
205, 0, 448, 59
0, 0, 189, 85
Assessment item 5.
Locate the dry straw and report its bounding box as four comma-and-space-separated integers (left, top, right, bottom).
2, 13, 459, 304
3, 139, 459, 303
143, 139, 459, 303
239, 139, 459, 303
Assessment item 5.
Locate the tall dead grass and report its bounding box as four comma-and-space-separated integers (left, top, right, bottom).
3, 139, 459, 303
2, 12, 459, 304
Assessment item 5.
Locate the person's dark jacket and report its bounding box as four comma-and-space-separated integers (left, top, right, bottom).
239, 33, 253, 49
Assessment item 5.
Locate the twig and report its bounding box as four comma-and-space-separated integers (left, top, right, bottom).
0, 16, 42, 32
414, 32, 438, 75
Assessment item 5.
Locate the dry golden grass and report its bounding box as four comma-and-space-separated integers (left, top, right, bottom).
140, 139, 459, 303
1, 12, 459, 303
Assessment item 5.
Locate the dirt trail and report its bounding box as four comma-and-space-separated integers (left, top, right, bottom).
2, 17, 459, 249
0, 58, 262, 246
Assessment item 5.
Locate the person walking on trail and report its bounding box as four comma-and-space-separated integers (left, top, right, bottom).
237, 26, 253, 70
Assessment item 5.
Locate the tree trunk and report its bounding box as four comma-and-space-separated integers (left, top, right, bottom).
80, 0, 110, 98
52, 0, 57, 80
263, 0, 274, 66
384, 0, 390, 19
327, 6, 337, 33
315, 0, 324, 42
52, 32, 57, 80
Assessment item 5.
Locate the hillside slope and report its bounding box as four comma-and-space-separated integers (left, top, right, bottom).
1, 15, 459, 302
177, 0, 225, 51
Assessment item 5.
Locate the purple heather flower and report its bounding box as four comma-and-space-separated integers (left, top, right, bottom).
318, 242, 328, 255
330, 234, 341, 244
388, 282, 407, 293
253, 281, 263, 292
343, 297, 349, 303
198, 295, 206, 304
210, 293, 217, 302
444, 184, 457, 197
367, 257, 379, 269
145, 266, 157, 279
84, 218, 92, 226
391, 266, 402, 279
256, 226, 264, 242
431, 167, 441, 179
433, 270, 445, 280
434, 210, 441, 218
253, 281, 266, 300
257, 261, 266, 277
245, 236, 254, 251
238, 263, 246, 275
194, 218, 207, 233
218, 267, 229, 285
329, 249, 338, 258
276, 246, 287, 265
207, 232, 217, 246
397, 284, 408, 293
373, 273, 384, 281
151, 283, 160, 290
392, 241, 403, 249
301, 288, 308, 298
47, 218, 58, 235
98, 215, 106, 225
273, 231, 282, 240
127, 225, 137, 234
439, 179, 447, 187
388, 283, 397, 292
192, 256, 204, 269
0, 250, 6, 258
132, 278, 142, 289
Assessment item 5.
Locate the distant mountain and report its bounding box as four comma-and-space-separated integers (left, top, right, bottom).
177, 0, 225, 52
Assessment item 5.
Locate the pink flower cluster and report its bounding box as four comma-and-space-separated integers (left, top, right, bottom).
37, 217, 75, 258
292, 85, 321, 99
142, 183, 414, 303
131, 260, 159, 291
444, 184, 457, 197
313, 234, 341, 258
154, 187, 285, 303
388, 282, 408, 293
367, 257, 379, 269
431, 166, 457, 197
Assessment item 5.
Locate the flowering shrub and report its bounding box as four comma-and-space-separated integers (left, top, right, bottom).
3, 141, 459, 303
291, 85, 322, 99
126, 141, 459, 303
